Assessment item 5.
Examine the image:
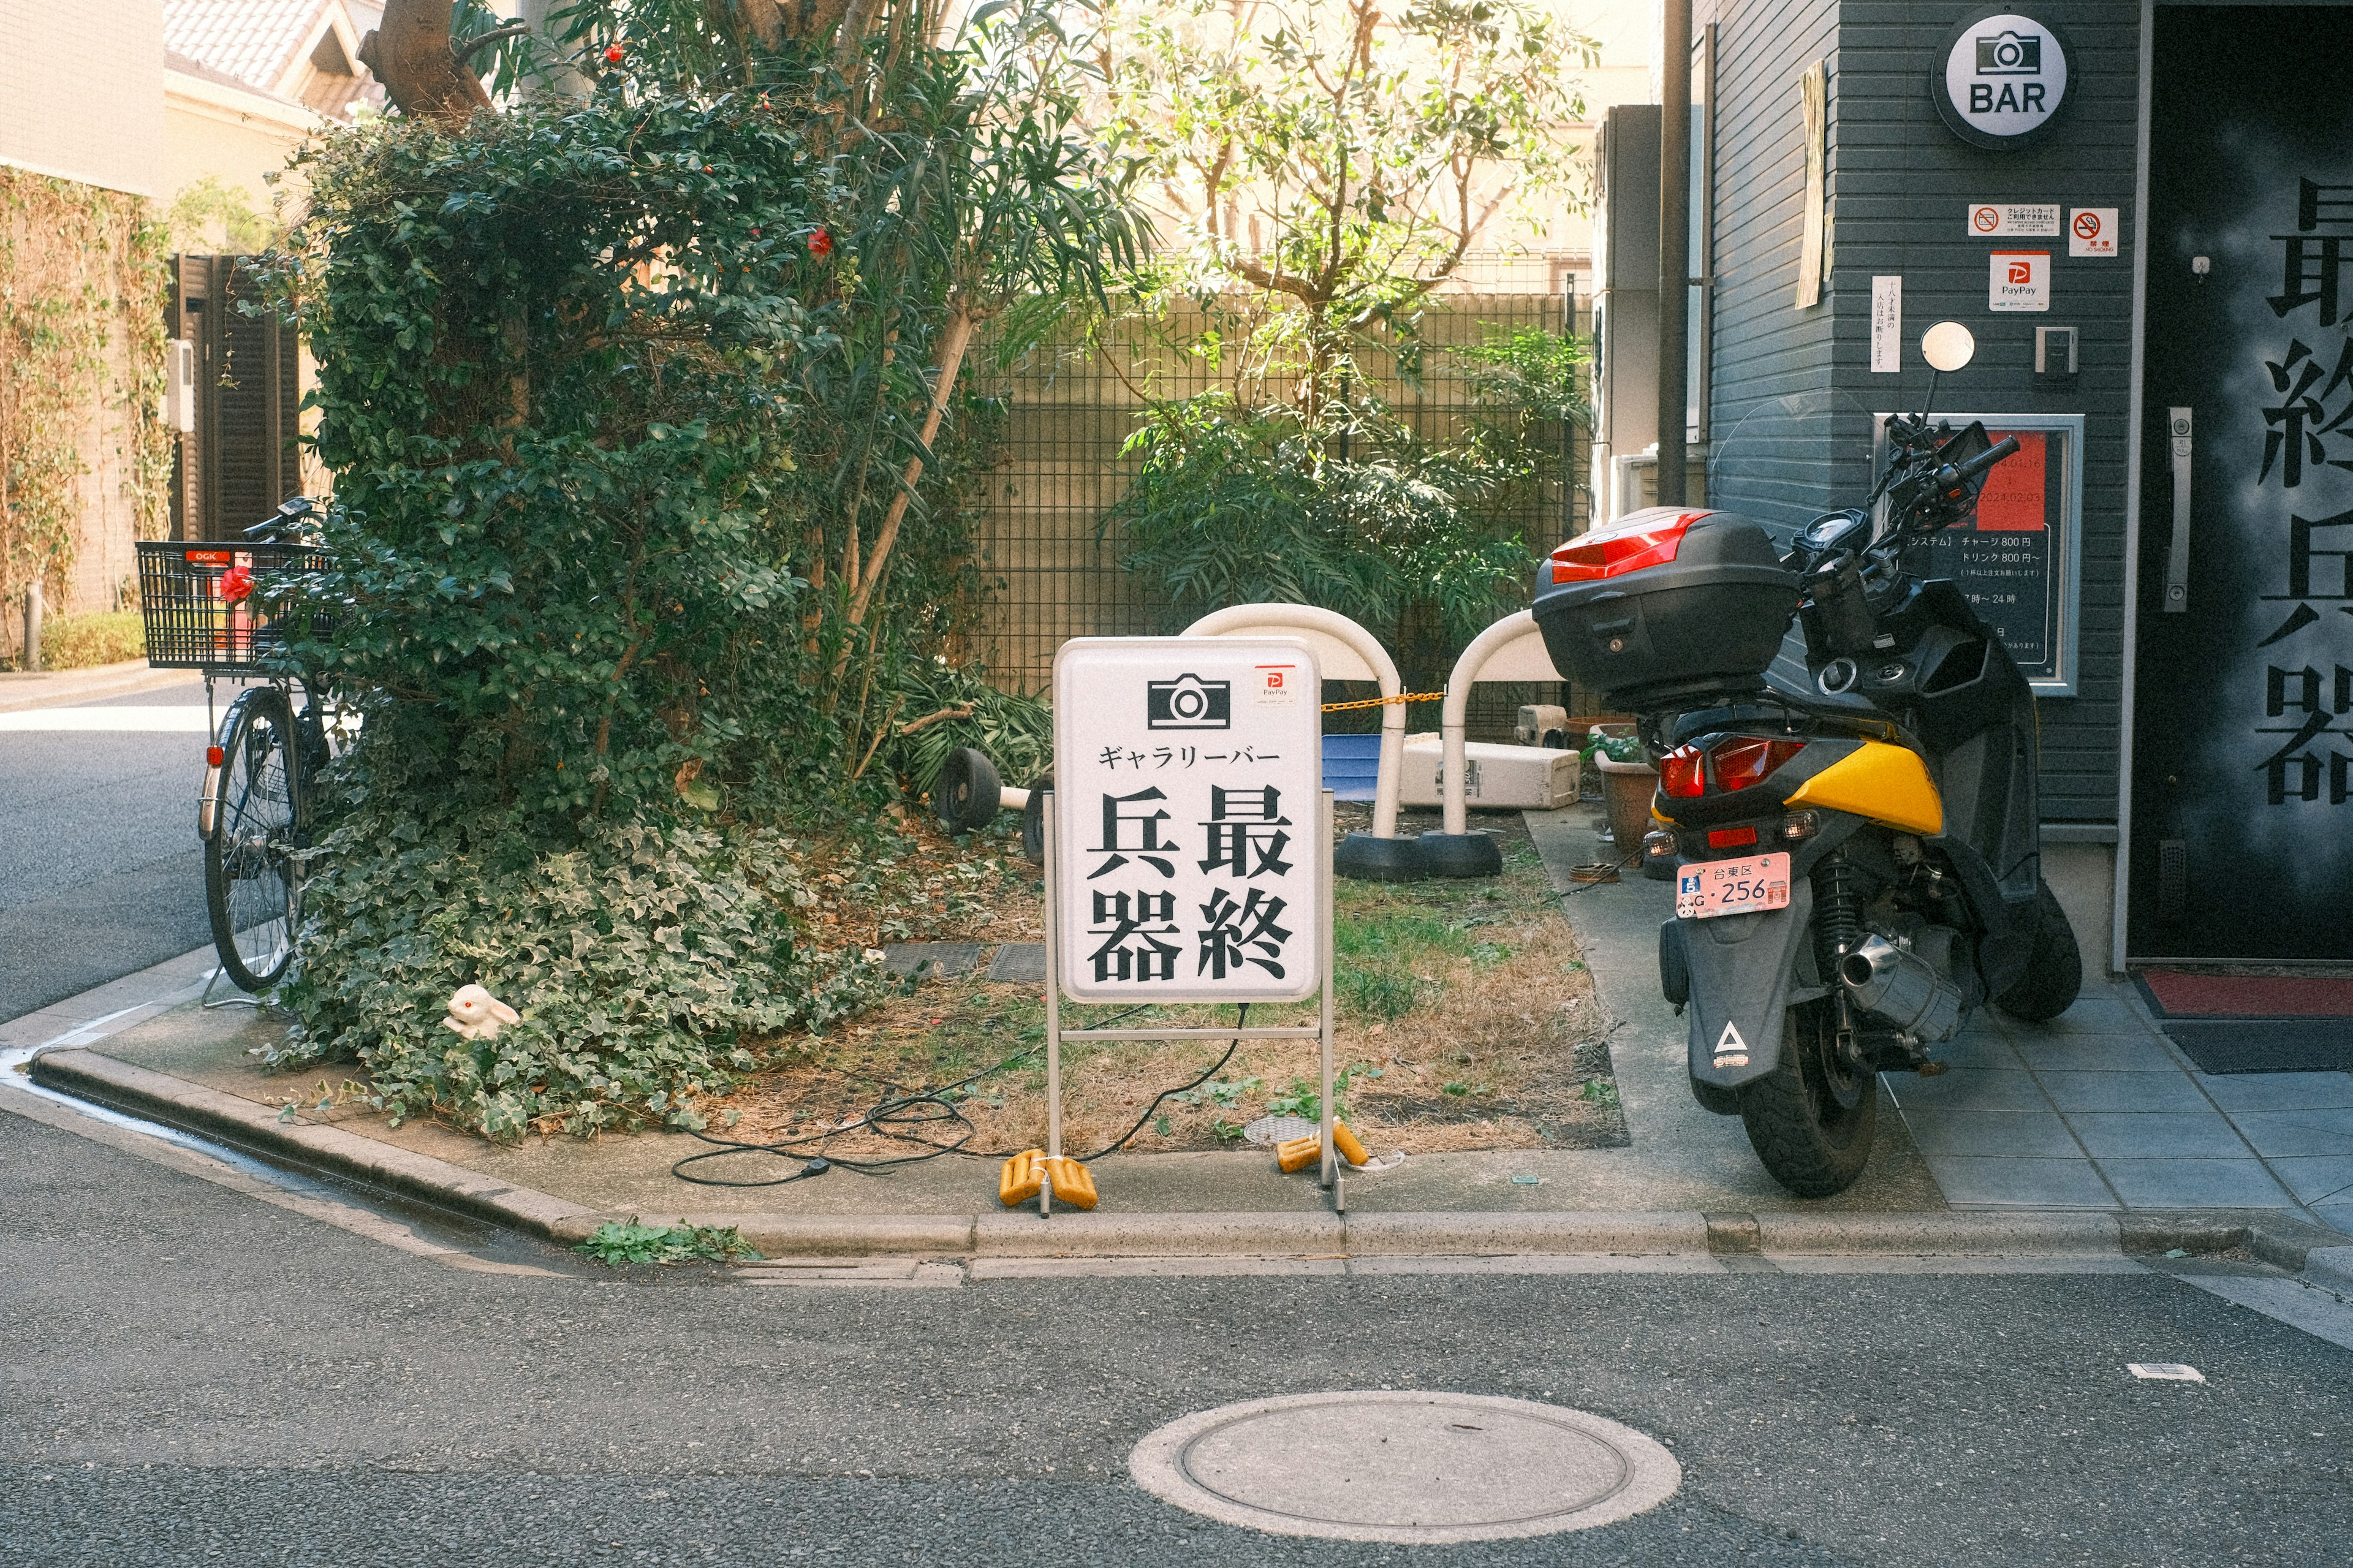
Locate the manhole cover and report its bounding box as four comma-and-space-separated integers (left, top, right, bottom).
1128, 1391, 1680, 1544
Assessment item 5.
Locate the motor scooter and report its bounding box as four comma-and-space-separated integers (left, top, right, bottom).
1531, 323, 2081, 1196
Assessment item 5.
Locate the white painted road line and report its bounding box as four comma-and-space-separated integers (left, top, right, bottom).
0, 706, 216, 732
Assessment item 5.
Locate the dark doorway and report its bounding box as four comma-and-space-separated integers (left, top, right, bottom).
2130, 4, 2353, 961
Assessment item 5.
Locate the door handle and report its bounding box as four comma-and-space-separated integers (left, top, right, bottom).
2164, 407, 2192, 613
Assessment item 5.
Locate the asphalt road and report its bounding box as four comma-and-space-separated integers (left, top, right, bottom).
5, 1106, 2351, 1567
0, 678, 225, 1020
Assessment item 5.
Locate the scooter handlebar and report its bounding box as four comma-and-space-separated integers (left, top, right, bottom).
1943, 435, 2021, 490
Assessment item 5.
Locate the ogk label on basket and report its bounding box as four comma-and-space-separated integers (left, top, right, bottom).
1052, 637, 1324, 1005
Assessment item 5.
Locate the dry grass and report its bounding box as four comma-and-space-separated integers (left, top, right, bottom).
703, 815, 1624, 1161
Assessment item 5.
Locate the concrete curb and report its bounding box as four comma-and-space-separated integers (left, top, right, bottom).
0, 660, 192, 714
1754, 1211, 2122, 1256
26, 1043, 2353, 1274
2306, 1247, 2353, 1300
29, 1047, 605, 1244
1345, 1210, 1710, 1256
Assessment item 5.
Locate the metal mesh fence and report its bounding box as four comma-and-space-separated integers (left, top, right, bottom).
963, 254, 1607, 741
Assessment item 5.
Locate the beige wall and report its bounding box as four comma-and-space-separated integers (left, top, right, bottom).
164, 82, 317, 226
0, 1, 164, 195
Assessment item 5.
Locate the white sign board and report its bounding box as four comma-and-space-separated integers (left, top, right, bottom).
1966, 203, 2060, 237
1051, 637, 1324, 1004
1933, 12, 2071, 150
1988, 249, 2050, 311
2069, 206, 2118, 257
1870, 276, 1903, 373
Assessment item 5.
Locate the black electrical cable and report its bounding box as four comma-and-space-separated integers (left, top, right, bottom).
670, 1003, 1252, 1186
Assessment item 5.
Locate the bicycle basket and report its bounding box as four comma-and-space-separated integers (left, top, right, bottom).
135, 540, 332, 672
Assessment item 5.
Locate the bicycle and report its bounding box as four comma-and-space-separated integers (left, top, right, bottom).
135, 498, 343, 995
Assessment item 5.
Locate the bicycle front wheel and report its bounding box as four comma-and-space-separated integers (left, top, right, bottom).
205, 689, 301, 991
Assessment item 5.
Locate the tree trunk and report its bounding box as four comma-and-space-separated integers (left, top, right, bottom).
846, 303, 975, 627
360, 0, 493, 127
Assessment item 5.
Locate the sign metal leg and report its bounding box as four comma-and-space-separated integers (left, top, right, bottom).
1318, 790, 1338, 1205
1042, 792, 1061, 1218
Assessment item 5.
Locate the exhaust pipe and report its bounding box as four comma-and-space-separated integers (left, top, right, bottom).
1840, 934, 1963, 1042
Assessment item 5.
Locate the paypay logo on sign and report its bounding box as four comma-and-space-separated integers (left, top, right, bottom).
1052, 637, 1323, 1004
1988, 250, 2050, 311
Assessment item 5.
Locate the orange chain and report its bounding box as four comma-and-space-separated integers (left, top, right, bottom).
1319, 691, 1447, 713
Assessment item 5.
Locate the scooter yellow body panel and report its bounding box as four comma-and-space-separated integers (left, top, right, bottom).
1784, 741, 1944, 836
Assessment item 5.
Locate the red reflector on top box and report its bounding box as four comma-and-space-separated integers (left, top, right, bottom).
1548, 512, 1706, 583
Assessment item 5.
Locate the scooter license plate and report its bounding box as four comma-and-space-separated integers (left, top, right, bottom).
1677, 854, 1792, 920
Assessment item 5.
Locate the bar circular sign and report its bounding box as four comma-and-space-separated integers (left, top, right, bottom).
1931, 8, 2072, 150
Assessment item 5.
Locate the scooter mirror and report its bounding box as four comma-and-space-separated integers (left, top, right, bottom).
1920, 322, 1976, 374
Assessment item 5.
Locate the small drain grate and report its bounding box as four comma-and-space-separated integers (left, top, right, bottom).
1128, 1391, 1681, 1544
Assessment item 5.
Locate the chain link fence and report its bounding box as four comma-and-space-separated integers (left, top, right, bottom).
961, 255, 1610, 741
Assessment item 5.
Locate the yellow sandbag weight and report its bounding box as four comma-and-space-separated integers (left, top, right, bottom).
998, 1149, 1099, 1210
1277, 1122, 1368, 1172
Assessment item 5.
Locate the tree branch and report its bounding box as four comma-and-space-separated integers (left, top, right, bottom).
454, 21, 531, 66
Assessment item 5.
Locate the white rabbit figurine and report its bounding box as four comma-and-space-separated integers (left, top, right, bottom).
444, 984, 521, 1041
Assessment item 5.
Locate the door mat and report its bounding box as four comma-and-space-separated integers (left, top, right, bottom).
2157, 1019, 2353, 1075
2138, 970, 2353, 1018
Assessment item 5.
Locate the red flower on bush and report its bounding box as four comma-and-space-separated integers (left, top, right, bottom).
808, 226, 833, 259
603, 44, 624, 64
219, 564, 254, 604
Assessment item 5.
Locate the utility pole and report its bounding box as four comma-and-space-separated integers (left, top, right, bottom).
20, 579, 42, 673
1656, 0, 1692, 505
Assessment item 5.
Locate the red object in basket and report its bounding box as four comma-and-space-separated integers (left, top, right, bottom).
219, 564, 255, 604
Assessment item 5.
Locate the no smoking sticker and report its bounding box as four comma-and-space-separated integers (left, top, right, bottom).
2069, 207, 2118, 257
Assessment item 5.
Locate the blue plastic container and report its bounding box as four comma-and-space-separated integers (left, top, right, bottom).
1320, 733, 1384, 802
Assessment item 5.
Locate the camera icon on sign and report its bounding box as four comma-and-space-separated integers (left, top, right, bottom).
1975, 29, 2040, 75
1146, 673, 1232, 730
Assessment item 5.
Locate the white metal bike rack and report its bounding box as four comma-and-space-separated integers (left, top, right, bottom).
1181, 603, 1406, 843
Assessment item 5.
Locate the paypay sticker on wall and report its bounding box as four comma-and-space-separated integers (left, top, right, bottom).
1988, 250, 2050, 311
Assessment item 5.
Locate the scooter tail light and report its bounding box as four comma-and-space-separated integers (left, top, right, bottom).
1659, 745, 1706, 798
1548, 512, 1707, 583
1711, 737, 1807, 793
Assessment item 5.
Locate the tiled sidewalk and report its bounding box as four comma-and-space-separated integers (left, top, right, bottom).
1889, 983, 2353, 1232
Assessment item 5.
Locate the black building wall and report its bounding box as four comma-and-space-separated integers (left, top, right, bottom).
1699, 0, 2141, 824
1702, 0, 1846, 532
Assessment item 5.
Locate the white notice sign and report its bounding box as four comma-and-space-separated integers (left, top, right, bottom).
2069, 207, 2118, 257
1051, 637, 1324, 1004
1988, 249, 2050, 312
1967, 203, 2061, 237
1871, 276, 1903, 373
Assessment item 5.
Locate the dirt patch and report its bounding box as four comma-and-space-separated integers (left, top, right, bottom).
702, 808, 1624, 1163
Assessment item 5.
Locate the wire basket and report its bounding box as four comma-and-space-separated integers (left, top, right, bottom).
135, 540, 330, 672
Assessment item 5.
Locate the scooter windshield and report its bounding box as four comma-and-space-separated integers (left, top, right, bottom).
1703, 388, 1883, 549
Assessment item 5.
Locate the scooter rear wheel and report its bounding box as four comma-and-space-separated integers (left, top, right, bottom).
1737, 997, 1876, 1197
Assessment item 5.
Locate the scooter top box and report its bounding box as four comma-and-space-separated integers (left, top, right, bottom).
1531, 507, 1797, 710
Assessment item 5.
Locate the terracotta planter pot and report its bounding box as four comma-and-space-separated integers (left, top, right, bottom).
1594, 754, 1660, 859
